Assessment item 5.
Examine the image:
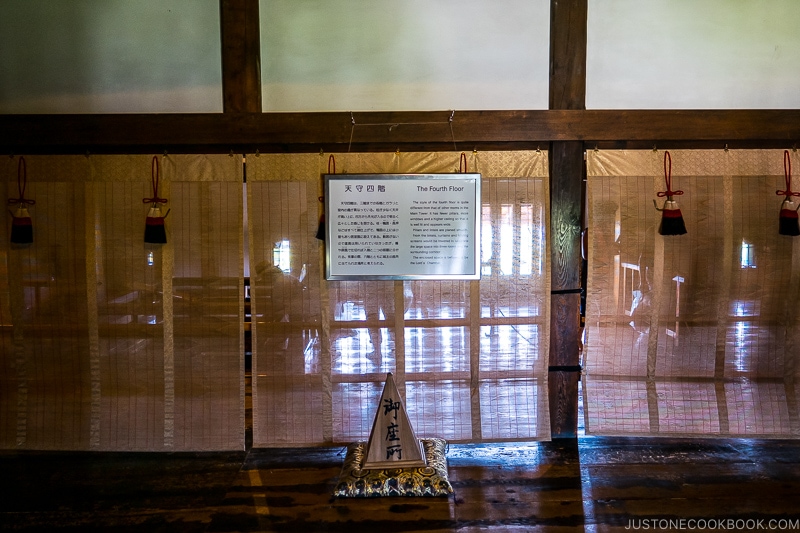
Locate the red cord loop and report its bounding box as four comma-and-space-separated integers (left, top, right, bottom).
777, 150, 800, 198
459, 152, 467, 173
143, 156, 168, 205
656, 151, 683, 199
8, 156, 36, 207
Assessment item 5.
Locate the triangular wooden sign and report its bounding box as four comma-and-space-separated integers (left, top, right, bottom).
362, 373, 427, 469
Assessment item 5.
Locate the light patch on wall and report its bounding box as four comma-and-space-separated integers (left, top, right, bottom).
259, 0, 550, 111
586, 0, 800, 109
0, 0, 223, 113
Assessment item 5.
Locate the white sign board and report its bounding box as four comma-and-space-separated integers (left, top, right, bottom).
324, 174, 481, 280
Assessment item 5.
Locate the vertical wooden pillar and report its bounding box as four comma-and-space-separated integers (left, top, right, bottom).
220, 0, 260, 450
548, 0, 587, 438
220, 0, 262, 113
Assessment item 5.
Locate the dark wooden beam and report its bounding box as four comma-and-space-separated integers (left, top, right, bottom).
548, 0, 587, 439
549, 0, 587, 110
548, 141, 584, 439
2, 110, 799, 154
220, 0, 262, 113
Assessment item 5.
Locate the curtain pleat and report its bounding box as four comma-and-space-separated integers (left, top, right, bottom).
248, 151, 551, 446
585, 149, 800, 438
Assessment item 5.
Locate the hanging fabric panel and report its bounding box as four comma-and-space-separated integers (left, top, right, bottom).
162, 155, 244, 451
248, 151, 550, 447
247, 154, 324, 446
1, 156, 92, 450
91, 156, 167, 451
0, 154, 243, 451
585, 149, 800, 438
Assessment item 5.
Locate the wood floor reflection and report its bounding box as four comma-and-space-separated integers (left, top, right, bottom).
254, 323, 547, 446
3, 436, 800, 532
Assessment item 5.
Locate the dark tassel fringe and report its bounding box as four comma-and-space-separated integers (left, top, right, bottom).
659, 209, 687, 235
10, 216, 33, 244
315, 215, 325, 241
144, 217, 167, 244
779, 208, 800, 236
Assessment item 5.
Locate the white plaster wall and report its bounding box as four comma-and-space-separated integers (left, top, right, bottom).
259, 0, 551, 111
4, 0, 796, 113
587, 0, 800, 109
0, 0, 223, 113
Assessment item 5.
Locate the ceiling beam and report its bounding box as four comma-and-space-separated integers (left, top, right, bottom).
2, 110, 799, 154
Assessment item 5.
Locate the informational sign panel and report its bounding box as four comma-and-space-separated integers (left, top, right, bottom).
324, 173, 481, 280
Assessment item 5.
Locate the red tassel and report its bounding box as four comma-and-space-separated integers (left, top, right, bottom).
8, 157, 35, 245
315, 213, 326, 241
778, 200, 800, 236
144, 206, 168, 244
655, 151, 687, 236
10, 206, 33, 244
658, 201, 687, 235
777, 151, 800, 236
316, 155, 335, 241
143, 156, 168, 244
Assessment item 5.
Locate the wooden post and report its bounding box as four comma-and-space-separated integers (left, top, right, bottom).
548, 0, 587, 438
220, 0, 262, 113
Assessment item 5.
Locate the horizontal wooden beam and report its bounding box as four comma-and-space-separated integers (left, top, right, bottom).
2, 110, 799, 154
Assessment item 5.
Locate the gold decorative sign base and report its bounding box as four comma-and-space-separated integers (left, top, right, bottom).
333, 438, 453, 498
333, 373, 452, 497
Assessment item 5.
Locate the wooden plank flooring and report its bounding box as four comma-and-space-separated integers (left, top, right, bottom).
1, 436, 799, 532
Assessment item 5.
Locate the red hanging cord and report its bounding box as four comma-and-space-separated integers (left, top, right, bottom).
657, 151, 683, 200
8, 157, 35, 207
459, 152, 467, 173
776, 150, 800, 198
142, 156, 168, 206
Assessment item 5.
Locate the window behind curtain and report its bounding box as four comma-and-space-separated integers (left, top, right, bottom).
584, 150, 800, 438
248, 151, 551, 446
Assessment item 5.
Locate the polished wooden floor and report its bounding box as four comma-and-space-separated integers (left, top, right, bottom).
3, 375, 800, 532
2, 435, 800, 532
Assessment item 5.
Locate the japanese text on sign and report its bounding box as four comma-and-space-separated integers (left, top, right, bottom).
324, 174, 481, 280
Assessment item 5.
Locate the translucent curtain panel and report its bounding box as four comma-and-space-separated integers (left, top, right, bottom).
585, 150, 800, 438
248, 151, 550, 446
91, 157, 167, 451
162, 155, 244, 451
247, 155, 325, 446
0, 155, 243, 451
1, 156, 92, 450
